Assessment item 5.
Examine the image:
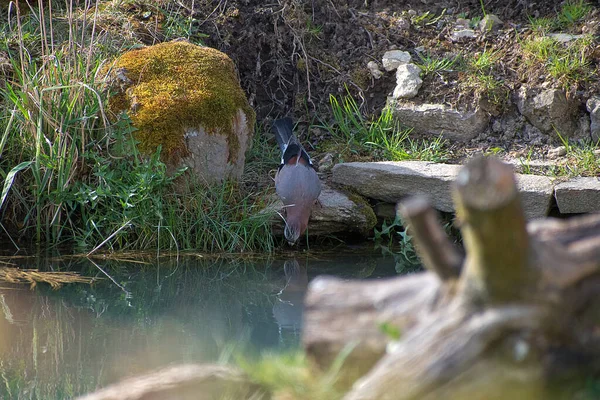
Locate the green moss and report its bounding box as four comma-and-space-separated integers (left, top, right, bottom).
346, 192, 377, 233
107, 40, 255, 162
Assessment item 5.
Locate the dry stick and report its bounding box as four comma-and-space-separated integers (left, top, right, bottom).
398, 196, 462, 281
453, 156, 537, 305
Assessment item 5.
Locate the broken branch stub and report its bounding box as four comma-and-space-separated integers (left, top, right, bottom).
453, 156, 538, 305
398, 196, 462, 281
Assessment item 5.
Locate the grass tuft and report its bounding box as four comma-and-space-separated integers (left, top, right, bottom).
318, 92, 450, 162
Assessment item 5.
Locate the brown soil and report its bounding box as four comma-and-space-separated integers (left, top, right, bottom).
124, 1, 599, 162
177, 1, 594, 114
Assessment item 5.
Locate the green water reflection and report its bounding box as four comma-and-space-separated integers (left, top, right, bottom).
0, 248, 399, 399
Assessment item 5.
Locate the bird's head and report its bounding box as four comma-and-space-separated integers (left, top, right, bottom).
283, 203, 311, 245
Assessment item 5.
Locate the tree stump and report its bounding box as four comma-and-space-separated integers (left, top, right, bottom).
303, 156, 600, 399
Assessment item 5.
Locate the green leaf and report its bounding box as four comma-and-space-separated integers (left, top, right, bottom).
0, 161, 33, 209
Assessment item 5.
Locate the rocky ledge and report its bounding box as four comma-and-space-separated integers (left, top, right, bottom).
332, 160, 599, 220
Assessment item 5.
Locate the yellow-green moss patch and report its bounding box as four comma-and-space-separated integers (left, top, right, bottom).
107, 40, 255, 162
347, 191, 378, 233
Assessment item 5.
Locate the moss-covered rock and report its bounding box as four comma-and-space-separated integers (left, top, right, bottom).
106, 39, 255, 183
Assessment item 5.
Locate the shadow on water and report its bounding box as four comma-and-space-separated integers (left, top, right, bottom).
0, 246, 404, 399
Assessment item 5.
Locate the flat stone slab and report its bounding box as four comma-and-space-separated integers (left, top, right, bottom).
555, 177, 600, 214
332, 161, 554, 219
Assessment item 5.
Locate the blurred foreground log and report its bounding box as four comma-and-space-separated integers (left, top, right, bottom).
76, 364, 266, 400
303, 156, 600, 399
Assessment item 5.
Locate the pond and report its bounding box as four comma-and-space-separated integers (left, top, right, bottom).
0, 245, 408, 399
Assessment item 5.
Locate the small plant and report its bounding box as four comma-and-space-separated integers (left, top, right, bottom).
469, 16, 483, 29
485, 147, 504, 156
469, 48, 500, 72
558, 0, 592, 28
551, 129, 600, 177
528, 16, 555, 33
410, 9, 446, 27
519, 147, 535, 175
416, 53, 457, 76
373, 216, 421, 273
305, 19, 323, 39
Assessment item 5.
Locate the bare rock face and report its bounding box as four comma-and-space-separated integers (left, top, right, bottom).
388, 102, 489, 141
105, 40, 255, 185
76, 364, 267, 400
586, 94, 600, 142
514, 88, 581, 141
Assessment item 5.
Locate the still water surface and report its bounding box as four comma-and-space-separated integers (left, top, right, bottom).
0, 246, 402, 399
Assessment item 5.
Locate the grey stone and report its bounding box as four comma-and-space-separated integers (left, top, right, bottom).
332, 161, 554, 219
316, 152, 335, 172
555, 177, 600, 214
367, 61, 383, 79
450, 29, 476, 41
382, 50, 411, 71
547, 146, 567, 159
548, 33, 585, 43
392, 63, 422, 99
586, 95, 600, 141
266, 183, 376, 237
389, 102, 489, 141
515, 88, 581, 140
479, 14, 503, 31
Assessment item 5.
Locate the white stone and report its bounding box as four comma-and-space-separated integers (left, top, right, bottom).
479, 14, 503, 31
547, 146, 567, 159
382, 50, 411, 71
367, 61, 383, 79
392, 63, 422, 99
549, 33, 585, 43
450, 29, 476, 42
387, 102, 489, 141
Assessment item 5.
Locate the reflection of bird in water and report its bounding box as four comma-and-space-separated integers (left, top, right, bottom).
272, 259, 308, 344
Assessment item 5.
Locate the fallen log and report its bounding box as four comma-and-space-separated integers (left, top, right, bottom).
303, 156, 600, 399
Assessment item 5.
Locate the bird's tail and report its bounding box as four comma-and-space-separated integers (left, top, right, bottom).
272, 117, 295, 153
273, 118, 312, 166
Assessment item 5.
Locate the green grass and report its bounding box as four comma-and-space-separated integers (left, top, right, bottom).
520, 35, 594, 89
528, 16, 555, 33
0, 0, 277, 253
319, 92, 450, 163
550, 130, 600, 177
558, 0, 593, 28
469, 48, 500, 72
415, 53, 458, 76
237, 349, 352, 400
528, 0, 592, 32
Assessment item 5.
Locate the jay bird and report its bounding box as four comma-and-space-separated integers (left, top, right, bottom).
272, 118, 322, 245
